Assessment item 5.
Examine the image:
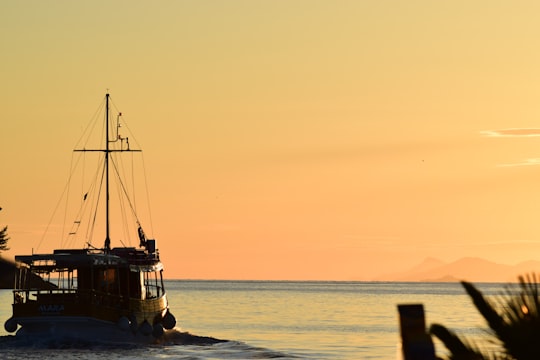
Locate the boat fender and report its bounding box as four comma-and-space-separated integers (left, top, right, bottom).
4, 318, 17, 333
117, 316, 130, 332
152, 323, 164, 338
139, 320, 153, 336
162, 310, 176, 330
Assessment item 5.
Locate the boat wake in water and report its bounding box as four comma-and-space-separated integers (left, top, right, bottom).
159, 328, 228, 345
0, 328, 224, 348
0, 328, 298, 359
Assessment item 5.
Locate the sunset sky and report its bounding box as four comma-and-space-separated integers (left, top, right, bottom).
3, 1, 540, 280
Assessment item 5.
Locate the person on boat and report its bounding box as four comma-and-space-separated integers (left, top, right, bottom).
138, 225, 147, 248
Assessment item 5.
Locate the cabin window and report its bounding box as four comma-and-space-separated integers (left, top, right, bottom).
49, 269, 78, 290
118, 268, 130, 298
129, 272, 145, 300
95, 268, 118, 293
142, 270, 164, 299
128, 269, 164, 300
143, 272, 153, 298
159, 270, 164, 296
77, 268, 92, 290
104, 268, 115, 283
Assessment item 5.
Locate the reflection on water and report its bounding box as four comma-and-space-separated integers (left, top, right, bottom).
0, 281, 502, 359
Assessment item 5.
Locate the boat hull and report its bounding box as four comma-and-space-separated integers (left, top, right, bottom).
14, 315, 166, 343
9, 290, 173, 342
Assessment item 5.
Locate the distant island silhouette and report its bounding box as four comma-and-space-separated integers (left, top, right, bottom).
1, 255, 538, 285
375, 257, 540, 283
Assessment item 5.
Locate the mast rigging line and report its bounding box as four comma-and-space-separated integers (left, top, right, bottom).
37, 93, 155, 251
85, 160, 106, 248
85, 156, 105, 245
110, 156, 144, 232
62, 155, 106, 249
35, 148, 93, 253
108, 97, 144, 151
74, 98, 106, 151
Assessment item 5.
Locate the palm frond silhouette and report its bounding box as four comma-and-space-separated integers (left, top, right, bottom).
430, 274, 540, 360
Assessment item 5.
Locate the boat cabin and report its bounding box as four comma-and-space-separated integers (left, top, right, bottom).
12, 244, 166, 323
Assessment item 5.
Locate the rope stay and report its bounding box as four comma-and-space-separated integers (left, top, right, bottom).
36, 94, 155, 252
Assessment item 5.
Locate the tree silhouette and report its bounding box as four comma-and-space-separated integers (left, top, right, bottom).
0, 226, 9, 252
0, 207, 9, 252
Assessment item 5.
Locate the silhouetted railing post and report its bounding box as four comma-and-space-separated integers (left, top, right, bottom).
398, 304, 436, 360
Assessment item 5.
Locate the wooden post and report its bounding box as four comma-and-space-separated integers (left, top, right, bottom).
398, 304, 436, 360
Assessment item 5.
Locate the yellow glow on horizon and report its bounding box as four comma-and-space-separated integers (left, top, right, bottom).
3, 1, 540, 280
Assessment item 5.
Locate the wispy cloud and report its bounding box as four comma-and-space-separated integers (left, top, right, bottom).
497, 158, 540, 167
481, 128, 540, 137
481, 128, 540, 166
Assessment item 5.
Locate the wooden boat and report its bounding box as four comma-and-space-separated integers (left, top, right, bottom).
4, 93, 176, 341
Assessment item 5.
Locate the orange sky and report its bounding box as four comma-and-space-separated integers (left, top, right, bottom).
3, 1, 540, 280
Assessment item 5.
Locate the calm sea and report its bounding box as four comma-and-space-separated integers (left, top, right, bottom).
0, 281, 504, 359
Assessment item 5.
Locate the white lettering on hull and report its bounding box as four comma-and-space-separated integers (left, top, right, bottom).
39, 304, 65, 315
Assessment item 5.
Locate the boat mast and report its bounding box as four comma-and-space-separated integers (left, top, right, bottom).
74, 93, 142, 251
105, 93, 111, 251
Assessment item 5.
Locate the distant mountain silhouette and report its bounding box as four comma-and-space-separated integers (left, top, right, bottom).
401, 257, 447, 275
376, 257, 540, 282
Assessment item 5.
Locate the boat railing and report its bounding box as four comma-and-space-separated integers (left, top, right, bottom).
12, 287, 130, 309
127, 251, 161, 264
13, 288, 78, 304
145, 283, 164, 299
111, 247, 160, 262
